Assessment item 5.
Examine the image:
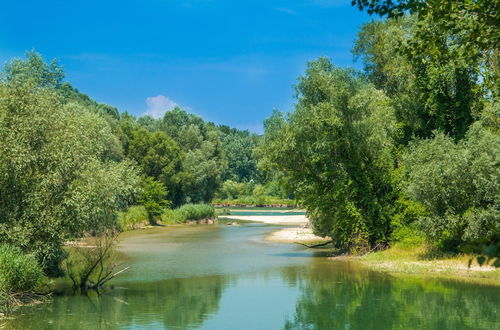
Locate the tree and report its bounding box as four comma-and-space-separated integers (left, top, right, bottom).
139, 177, 170, 225
126, 127, 183, 204
354, 15, 487, 141
402, 106, 499, 250
0, 61, 140, 275
3, 50, 64, 88
219, 128, 260, 182
352, 0, 499, 54
261, 58, 397, 252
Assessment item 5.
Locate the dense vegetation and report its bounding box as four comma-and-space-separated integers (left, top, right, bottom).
260, 2, 499, 259
0, 50, 289, 306
0, 0, 497, 314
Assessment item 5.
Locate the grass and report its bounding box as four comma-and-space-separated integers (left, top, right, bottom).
117, 205, 148, 231
161, 204, 216, 224
358, 242, 500, 284
0, 245, 44, 314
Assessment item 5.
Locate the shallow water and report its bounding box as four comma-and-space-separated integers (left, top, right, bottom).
4, 224, 499, 330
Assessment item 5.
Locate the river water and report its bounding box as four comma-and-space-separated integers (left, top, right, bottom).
3, 220, 499, 329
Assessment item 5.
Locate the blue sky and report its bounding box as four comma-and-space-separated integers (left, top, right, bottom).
0, 0, 371, 133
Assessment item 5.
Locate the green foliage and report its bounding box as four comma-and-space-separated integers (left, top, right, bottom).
0, 55, 140, 275
261, 58, 397, 251
350, 2, 499, 258
215, 180, 249, 200
122, 108, 231, 206
160, 209, 186, 225
161, 204, 215, 224
352, 1, 499, 54
139, 177, 170, 225
59, 83, 120, 120
2, 50, 64, 88
0, 244, 43, 293
125, 127, 182, 205
117, 206, 149, 231
176, 204, 216, 221
354, 15, 488, 141
353, 16, 425, 143
402, 116, 499, 250
218, 126, 260, 182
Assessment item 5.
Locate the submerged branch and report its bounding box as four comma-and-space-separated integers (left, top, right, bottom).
297, 240, 334, 248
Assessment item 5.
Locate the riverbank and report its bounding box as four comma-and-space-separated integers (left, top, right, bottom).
266, 226, 500, 285
218, 214, 308, 225
265, 227, 330, 244
355, 243, 500, 284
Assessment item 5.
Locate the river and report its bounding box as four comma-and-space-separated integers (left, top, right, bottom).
3, 219, 499, 329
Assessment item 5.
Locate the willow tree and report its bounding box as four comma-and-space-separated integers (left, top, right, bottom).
261, 58, 397, 252
0, 55, 140, 275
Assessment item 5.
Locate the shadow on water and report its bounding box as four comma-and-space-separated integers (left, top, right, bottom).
2, 224, 499, 330
282, 259, 500, 330
4, 275, 232, 329
269, 250, 334, 258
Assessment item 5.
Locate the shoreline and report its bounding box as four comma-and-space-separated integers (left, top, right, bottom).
261, 221, 500, 285
218, 214, 308, 225
265, 227, 330, 244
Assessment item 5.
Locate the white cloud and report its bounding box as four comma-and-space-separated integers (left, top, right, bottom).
144, 94, 179, 118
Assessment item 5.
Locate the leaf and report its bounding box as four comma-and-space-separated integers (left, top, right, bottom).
477, 255, 486, 266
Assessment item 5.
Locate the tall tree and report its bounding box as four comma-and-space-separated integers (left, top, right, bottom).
0, 74, 139, 275
261, 58, 397, 251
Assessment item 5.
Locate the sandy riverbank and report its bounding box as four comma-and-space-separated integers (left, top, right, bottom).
218, 214, 309, 225
265, 227, 330, 244
246, 214, 500, 284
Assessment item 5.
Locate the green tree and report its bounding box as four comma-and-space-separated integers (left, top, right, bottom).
354, 15, 488, 141
402, 107, 499, 250
139, 177, 170, 225
261, 58, 397, 251
3, 50, 64, 88
126, 127, 183, 204
0, 62, 139, 275
219, 127, 260, 182
352, 0, 499, 53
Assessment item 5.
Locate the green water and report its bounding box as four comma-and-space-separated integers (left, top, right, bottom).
3, 224, 499, 330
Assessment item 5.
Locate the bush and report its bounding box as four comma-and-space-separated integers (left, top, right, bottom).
161, 204, 215, 224
0, 244, 43, 293
139, 177, 170, 225
403, 122, 499, 250
117, 206, 148, 230
177, 204, 215, 221
161, 209, 186, 224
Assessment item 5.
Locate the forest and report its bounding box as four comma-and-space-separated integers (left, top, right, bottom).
0, 0, 498, 316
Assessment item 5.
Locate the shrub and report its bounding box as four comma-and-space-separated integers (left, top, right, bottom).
139, 177, 170, 225
177, 204, 215, 221
403, 122, 499, 250
117, 205, 148, 230
0, 244, 43, 293
161, 204, 216, 224
161, 209, 186, 224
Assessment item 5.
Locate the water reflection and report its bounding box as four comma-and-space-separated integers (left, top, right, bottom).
282, 260, 499, 330
5, 275, 232, 329
2, 225, 499, 330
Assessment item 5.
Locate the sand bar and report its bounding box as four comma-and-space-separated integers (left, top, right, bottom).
218, 214, 308, 225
